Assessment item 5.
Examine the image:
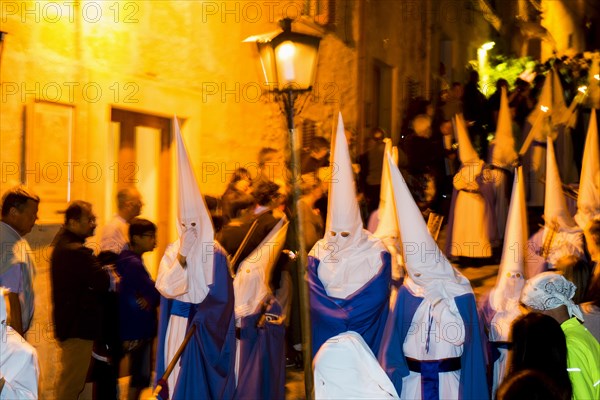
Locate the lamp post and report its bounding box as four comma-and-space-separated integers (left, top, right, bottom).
244, 18, 321, 399
0, 31, 6, 71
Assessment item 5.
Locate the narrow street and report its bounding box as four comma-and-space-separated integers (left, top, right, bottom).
25, 223, 499, 400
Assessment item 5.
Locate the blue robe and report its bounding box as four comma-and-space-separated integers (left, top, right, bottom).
235, 299, 286, 400
379, 285, 490, 400
155, 250, 236, 400
308, 251, 391, 357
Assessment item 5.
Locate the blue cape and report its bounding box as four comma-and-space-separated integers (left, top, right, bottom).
378, 285, 490, 400
308, 251, 391, 357
155, 249, 236, 400
234, 299, 286, 400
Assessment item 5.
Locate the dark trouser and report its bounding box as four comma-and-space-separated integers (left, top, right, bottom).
90, 356, 119, 400
127, 339, 153, 390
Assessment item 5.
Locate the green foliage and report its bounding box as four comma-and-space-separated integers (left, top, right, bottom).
469, 55, 535, 97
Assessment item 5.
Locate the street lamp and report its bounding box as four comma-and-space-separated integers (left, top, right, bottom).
244, 18, 321, 399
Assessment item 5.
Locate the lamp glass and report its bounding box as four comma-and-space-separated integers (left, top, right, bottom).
252, 32, 320, 91
257, 42, 278, 86
273, 38, 319, 90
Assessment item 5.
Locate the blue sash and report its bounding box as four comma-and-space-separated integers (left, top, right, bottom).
171, 299, 195, 318
407, 357, 461, 400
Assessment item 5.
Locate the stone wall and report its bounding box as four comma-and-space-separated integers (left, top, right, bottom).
0, 0, 359, 242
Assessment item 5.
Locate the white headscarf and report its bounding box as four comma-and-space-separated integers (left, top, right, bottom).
520, 272, 584, 321
312, 113, 387, 299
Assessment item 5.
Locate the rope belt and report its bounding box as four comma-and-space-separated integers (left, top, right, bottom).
406, 356, 461, 400
532, 140, 547, 148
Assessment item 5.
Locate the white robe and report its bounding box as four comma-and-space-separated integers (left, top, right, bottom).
155, 239, 214, 392
451, 191, 493, 258
401, 283, 465, 400
314, 331, 399, 399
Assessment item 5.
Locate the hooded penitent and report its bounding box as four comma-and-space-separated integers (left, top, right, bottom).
233, 218, 289, 319
455, 113, 480, 165
490, 87, 517, 238
575, 109, 600, 229
447, 114, 494, 258
312, 112, 387, 299
489, 166, 528, 341
541, 137, 585, 266
378, 152, 488, 400
385, 152, 472, 295
491, 87, 517, 168
174, 116, 215, 287
374, 139, 398, 239
544, 138, 578, 231
374, 141, 403, 282
527, 71, 553, 125
314, 331, 399, 399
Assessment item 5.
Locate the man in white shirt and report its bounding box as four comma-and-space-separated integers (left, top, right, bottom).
100, 187, 143, 254
0, 186, 39, 335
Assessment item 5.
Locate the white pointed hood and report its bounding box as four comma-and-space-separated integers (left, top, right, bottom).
234, 218, 289, 318
528, 72, 553, 125
455, 114, 480, 164
374, 139, 398, 240
385, 153, 472, 295
489, 167, 527, 341
312, 113, 387, 299
325, 112, 364, 243
552, 67, 568, 121
174, 117, 215, 275
544, 138, 578, 230
575, 109, 600, 228
491, 87, 517, 168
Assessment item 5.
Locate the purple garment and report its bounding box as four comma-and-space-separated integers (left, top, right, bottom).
0, 264, 23, 292
235, 299, 286, 400
155, 249, 236, 400
308, 251, 391, 357
115, 250, 160, 341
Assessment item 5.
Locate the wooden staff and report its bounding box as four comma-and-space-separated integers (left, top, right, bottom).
152, 324, 197, 399
229, 217, 261, 277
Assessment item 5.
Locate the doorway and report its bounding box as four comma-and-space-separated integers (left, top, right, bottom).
110, 108, 172, 277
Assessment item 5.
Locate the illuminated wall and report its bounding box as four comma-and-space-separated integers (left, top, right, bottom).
0, 0, 359, 241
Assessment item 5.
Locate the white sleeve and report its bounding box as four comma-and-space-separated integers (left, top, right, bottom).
99, 223, 127, 253
155, 241, 189, 299
0, 341, 39, 400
